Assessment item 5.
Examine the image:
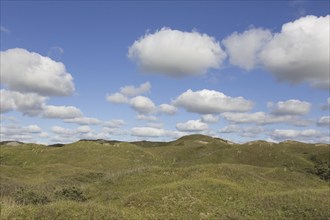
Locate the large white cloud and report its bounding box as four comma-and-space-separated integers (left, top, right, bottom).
42, 105, 83, 119
129, 96, 156, 114
268, 99, 311, 115
259, 15, 330, 89
173, 89, 254, 114
0, 48, 75, 96
0, 89, 46, 116
222, 28, 272, 70
176, 119, 208, 132
128, 28, 226, 76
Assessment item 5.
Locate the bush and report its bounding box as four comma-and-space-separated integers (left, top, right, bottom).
314, 162, 330, 181
55, 186, 87, 202
309, 155, 330, 181
14, 187, 50, 205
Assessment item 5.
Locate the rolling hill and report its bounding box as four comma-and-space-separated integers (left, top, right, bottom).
1, 135, 329, 219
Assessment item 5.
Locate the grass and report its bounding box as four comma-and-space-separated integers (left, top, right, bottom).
1, 135, 329, 219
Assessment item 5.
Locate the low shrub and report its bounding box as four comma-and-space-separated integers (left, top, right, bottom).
14, 187, 50, 205
55, 186, 87, 202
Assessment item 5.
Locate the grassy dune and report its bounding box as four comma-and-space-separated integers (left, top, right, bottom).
1, 135, 329, 219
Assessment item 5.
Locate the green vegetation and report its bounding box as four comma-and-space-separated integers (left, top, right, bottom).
1, 135, 329, 219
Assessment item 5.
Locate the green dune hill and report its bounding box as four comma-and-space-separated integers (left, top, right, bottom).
1, 135, 329, 219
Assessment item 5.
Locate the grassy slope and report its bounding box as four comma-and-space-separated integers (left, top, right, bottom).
1, 135, 329, 219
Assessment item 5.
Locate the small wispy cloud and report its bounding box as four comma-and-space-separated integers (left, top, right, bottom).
47, 46, 64, 58
1, 26, 11, 34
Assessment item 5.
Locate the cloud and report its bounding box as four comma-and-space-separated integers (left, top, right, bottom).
201, 114, 219, 123
0, 124, 42, 142
25, 125, 42, 133
0, 26, 10, 34
119, 81, 151, 97
222, 28, 272, 70
270, 129, 322, 142
219, 125, 241, 133
0, 89, 46, 116
176, 119, 208, 132
129, 96, 156, 114
219, 125, 264, 138
317, 116, 330, 128
131, 126, 186, 138
259, 15, 330, 89
1, 48, 75, 96
51, 126, 76, 136
63, 117, 102, 125
173, 89, 254, 114
106, 82, 152, 106
222, 111, 310, 126
104, 119, 126, 128
76, 125, 91, 133
321, 98, 330, 110
158, 104, 177, 115
131, 127, 167, 137
106, 93, 129, 104
42, 105, 83, 119
39, 132, 49, 138
136, 114, 158, 121
146, 123, 164, 129
268, 99, 311, 115
128, 28, 226, 77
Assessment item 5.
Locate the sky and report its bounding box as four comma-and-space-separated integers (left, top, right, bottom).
0, 1, 329, 144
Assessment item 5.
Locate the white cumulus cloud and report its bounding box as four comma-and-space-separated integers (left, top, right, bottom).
131, 127, 167, 137
131, 126, 186, 139
119, 81, 151, 97
128, 28, 226, 77
223, 28, 272, 70
0, 48, 75, 96
317, 116, 330, 127
158, 104, 177, 115
77, 126, 91, 133
64, 117, 102, 125
222, 111, 310, 126
268, 99, 311, 115
106, 93, 129, 104
42, 105, 83, 119
104, 119, 126, 128
136, 114, 158, 121
0, 89, 46, 116
173, 89, 254, 114
176, 119, 208, 132
259, 15, 330, 89
270, 129, 322, 142
129, 96, 156, 114
201, 114, 219, 123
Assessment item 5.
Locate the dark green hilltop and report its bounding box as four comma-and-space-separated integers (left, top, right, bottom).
1, 134, 329, 219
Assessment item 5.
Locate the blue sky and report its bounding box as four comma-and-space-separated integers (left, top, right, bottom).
1, 1, 329, 144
